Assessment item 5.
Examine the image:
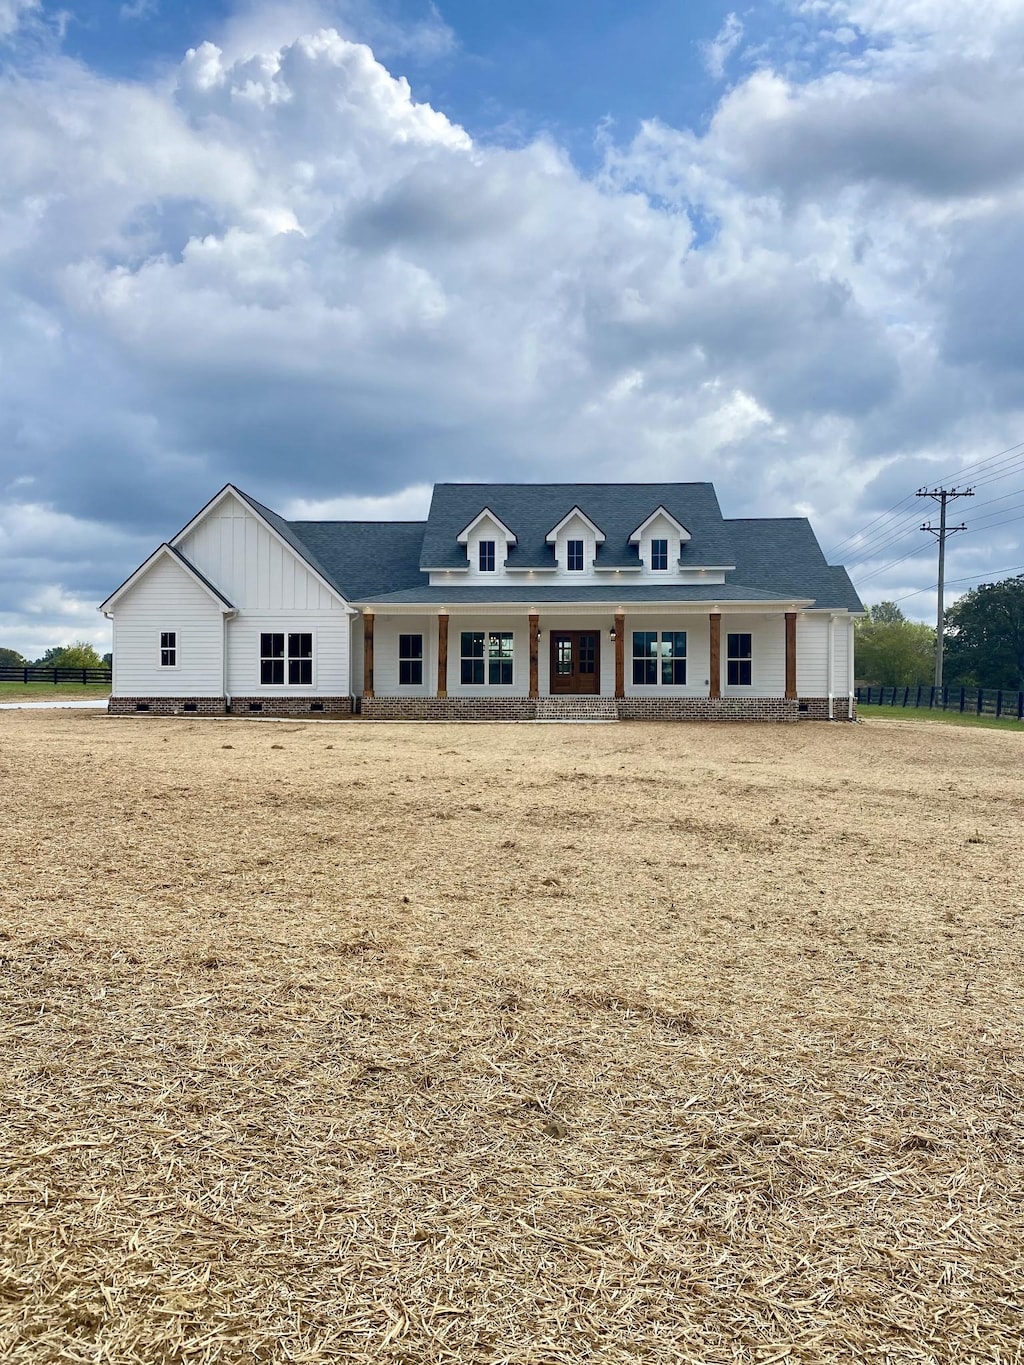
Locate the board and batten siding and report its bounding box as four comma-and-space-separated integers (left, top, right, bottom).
226, 614, 350, 697
112, 554, 224, 696
177, 493, 346, 613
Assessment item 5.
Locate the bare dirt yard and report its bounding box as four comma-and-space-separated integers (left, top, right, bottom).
1, 711, 1022, 1364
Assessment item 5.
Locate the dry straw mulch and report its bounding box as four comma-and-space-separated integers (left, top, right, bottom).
1, 711, 1022, 1363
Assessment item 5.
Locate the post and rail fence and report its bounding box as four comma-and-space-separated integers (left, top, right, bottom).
0, 666, 112, 686
856, 684, 1024, 720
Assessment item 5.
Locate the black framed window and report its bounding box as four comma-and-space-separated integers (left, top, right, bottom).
488, 632, 513, 685
288, 633, 313, 685
461, 631, 485, 684
260, 632, 313, 685
651, 538, 669, 571
727, 633, 752, 686
661, 631, 686, 684
632, 631, 658, 685
633, 630, 686, 685
478, 540, 496, 572
566, 539, 585, 571
159, 631, 176, 667
260, 633, 285, 685
399, 634, 423, 686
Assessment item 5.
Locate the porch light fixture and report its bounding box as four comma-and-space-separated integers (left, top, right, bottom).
609, 625, 617, 641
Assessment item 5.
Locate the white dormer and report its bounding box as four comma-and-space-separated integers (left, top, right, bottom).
457, 507, 517, 579
545, 506, 605, 577
629, 506, 691, 578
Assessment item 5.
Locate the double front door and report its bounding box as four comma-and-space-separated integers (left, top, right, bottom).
549, 630, 600, 695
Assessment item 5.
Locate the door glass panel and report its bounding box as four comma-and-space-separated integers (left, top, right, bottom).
578, 634, 596, 674
556, 638, 573, 675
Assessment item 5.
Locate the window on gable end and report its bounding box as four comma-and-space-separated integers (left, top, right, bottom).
159, 631, 177, 667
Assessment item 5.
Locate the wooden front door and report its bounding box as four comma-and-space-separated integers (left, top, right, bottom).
549, 630, 600, 695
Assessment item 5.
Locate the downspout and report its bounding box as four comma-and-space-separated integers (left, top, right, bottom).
827, 613, 834, 720
223, 610, 236, 708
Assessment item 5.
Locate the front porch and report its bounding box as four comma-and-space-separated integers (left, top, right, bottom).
355, 604, 855, 720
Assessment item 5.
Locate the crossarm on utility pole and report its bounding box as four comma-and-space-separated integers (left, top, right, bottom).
917, 485, 974, 687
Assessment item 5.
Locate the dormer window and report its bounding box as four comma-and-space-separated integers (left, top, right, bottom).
651, 539, 669, 571
479, 540, 496, 572
567, 539, 584, 572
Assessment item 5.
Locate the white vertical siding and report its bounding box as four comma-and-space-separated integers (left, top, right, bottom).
225, 613, 350, 697
112, 555, 223, 696
177, 492, 346, 612
796, 615, 829, 694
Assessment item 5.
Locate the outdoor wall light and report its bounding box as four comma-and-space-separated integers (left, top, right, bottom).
609, 626, 617, 641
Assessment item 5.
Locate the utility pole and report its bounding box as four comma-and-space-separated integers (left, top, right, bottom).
918, 486, 974, 687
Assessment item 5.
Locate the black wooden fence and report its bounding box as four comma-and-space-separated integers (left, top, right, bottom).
0, 666, 112, 686
856, 684, 1024, 720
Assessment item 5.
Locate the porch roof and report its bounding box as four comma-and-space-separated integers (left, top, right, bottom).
358, 583, 802, 606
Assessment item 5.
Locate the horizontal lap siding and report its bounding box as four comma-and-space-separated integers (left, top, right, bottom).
113, 556, 223, 696
226, 614, 350, 697
373, 616, 435, 696
832, 619, 851, 695
722, 614, 785, 697
623, 613, 710, 697
796, 616, 829, 695
178, 493, 344, 612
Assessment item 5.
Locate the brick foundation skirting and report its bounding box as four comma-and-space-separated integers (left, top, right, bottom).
617, 697, 801, 723
797, 696, 858, 721
108, 696, 228, 715
108, 695, 354, 717
228, 695, 353, 716
361, 697, 538, 721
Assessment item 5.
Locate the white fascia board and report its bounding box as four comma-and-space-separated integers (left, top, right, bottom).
592, 564, 643, 573
99, 543, 236, 614
455, 508, 517, 545
545, 506, 606, 543
423, 564, 469, 573
629, 506, 691, 543
171, 482, 355, 613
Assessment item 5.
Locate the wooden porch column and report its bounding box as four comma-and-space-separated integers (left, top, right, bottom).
362, 611, 374, 699
437, 612, 449, 698
709, 612, 721, 699
614, 611, 625, 699
785, 611, 798, 700
529, 613, 539, 699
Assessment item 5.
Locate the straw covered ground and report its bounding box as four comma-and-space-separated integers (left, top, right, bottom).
1, 711, 1022, 1364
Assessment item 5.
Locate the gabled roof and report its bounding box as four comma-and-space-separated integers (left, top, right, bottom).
545, 506, 606, 544
419, 484, 736, 572
99, 543, 235, 614
725, 518, 864, 611
456, 507, 517, 545
628, 505, 691, 543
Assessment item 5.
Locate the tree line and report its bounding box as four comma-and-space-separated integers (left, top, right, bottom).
856, 574, 1024, 689
0, 641, 110, 669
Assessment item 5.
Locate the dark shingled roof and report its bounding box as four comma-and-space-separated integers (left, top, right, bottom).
287, 521, 426, 601
420, 484, 737, 571
228, 484, 860, 611
361, 584, 795, 605
725, 519, 864, 611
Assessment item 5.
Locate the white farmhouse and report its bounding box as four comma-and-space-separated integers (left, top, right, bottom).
100, 482, 863, 721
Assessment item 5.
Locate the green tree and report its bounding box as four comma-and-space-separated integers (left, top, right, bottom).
0, 647, 26, 667
855, 603, 936, 686
45, 641, 107, 670
945, 575, 1024, 689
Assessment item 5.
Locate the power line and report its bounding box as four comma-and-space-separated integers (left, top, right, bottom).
893, 564, 1024, 603
854, 545, 932, 585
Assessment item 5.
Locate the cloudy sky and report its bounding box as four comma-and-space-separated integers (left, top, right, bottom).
3, 0, 1024, 657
